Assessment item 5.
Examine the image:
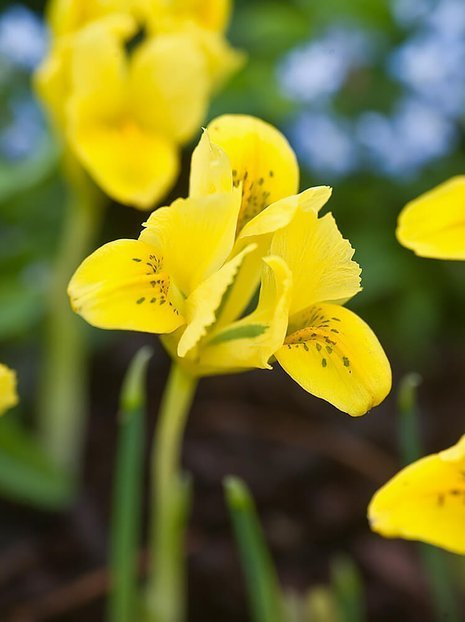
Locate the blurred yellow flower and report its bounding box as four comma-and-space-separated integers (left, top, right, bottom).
68, 115, 391, 416
0, 364, 18, 416
397, 176, 465, 260
36, 3, 241, 208
369, 435, 465, 554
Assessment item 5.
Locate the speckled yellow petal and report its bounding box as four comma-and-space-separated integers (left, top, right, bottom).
140, 190, 241, 295
129, 33, 210, 144
369, 436, 465, 554
271, 209, 361, 316
240, 186, 332, 239
0, 364, 18, 416
276, 303, 391, 416
397, 176, 465, 260
68, 239, 185, 334
199, 256, 292, 373
214, 188, 332, 326
189, 130, 233, 197
68, 121, 179, 208
177, 244, 256, 357
206, 115, 299, 232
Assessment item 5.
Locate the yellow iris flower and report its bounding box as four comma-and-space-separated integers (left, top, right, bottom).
68, 115, 391, 417
0, 364, 18, 416
397, 176, 465, 260
35, 2, 241, 208
369, 436, 465, 554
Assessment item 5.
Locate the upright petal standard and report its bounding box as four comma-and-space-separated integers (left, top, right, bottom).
69, 115, 391, 417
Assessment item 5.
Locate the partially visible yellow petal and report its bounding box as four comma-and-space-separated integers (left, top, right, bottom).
199, 256, 293, 373
68, 15, 134, 122
47, 0, 130, 36
271, 209, 361, 316
68, 120, 179, 208
34, 39, 71, 132
240, 186, 332, 240
177, 244, 256, 357
189, 130, 233, 197
206, 115, 299, 232
397, 176, 465, 260
144, 0, 231, 34
129, 33, 210, 144
369, 436, 465, 554
68, 239, 185, 334
275, 303, 391, 416
0, 364, 18, 416
140, 190, 242, 295
188, 27, 244, 91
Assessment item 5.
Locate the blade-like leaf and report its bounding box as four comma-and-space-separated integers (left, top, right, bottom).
224, 476, 284, 622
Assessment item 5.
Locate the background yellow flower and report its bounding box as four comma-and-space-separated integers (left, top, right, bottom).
0, 364, 18, 416
35, 0, 242, 208
397, 176, 465, 260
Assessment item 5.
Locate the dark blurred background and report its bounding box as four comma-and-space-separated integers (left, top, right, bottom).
1, 0, 465, 620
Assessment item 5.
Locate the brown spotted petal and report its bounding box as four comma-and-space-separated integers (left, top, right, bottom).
205, 115, 299, 234
369, 435, 465, 554
68, 239, 185, 334
275, 303, 391, 417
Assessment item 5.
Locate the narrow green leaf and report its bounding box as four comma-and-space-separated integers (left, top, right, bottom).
397, 373, 423, 465
209, 324, 268, 345
331, 556, 365, 622
108, 347, 152, 622
224, 476, 284, 622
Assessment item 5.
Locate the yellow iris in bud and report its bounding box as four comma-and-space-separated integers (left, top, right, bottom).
0, 364, 18, 416
36, 2, 241, 208
68, 115, 391, 416
369, 436, 465, 554
397, 176, 465, 260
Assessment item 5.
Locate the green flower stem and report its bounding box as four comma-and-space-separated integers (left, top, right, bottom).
397, 374, 460, 622
145, 363, 197, 622
108, 347, 152, 622
38, 164, 104, 488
